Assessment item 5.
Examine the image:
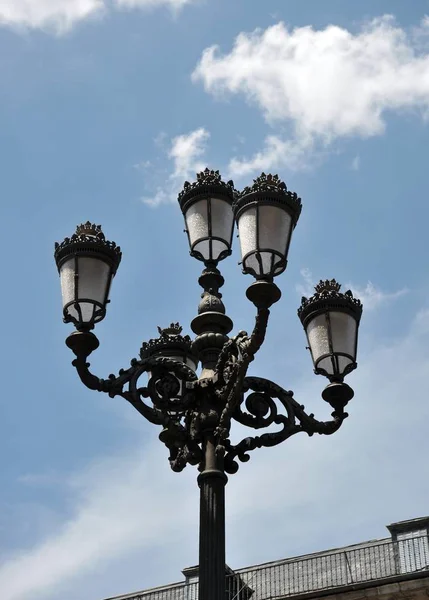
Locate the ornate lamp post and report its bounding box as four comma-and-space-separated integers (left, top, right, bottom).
54, 169, 363, 600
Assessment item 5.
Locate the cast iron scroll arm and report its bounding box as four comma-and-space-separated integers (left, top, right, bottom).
212, 304, 272, 456
222, 376, 348, 474
66, 331, 200, 430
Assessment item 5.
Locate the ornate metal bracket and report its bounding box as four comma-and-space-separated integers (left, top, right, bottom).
66, 277, 349, 475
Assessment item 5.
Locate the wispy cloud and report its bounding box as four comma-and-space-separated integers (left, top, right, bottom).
296, 269, 407, 311
4, 301, 429, 598
141, 127, 211, 206
351, 155, 361, 171
347, 281, 408, 311
0, 446, 197, 600
0, 0, 200, 34
193, 16, 429, 175
0, 0, 104, 34
114, 0, 198, 10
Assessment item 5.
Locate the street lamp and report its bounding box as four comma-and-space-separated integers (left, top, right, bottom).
54, 168, 363, 600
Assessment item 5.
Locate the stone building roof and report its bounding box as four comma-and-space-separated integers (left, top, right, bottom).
104, 517, 429, 600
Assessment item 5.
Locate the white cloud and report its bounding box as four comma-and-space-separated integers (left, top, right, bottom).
229, 134, 313, 177
142, 127, 210, 206
193, 16, 429, 175
351, 155, 361, 171
0, 0, 200, 33
296, 269, 407, 311
114, 0, 197, 10
4, 301, 429, 599
0, 445, 197, 600
169, 127, 210, 177
0, 0, 104, 34
347, 281, 408, 311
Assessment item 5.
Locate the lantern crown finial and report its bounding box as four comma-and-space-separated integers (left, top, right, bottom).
314, 279, 342, 295
158, 323, 183, 337
178, 167, 235, 210
237, 173, 302, 214
54, 223, 122, 273
298, 279, 362, 326
76, 222, 105, 239
140, 323, 195, 361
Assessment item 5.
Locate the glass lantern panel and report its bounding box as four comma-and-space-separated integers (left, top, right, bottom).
60, 258, 76, 308
60, 258, 79, 322
238, 206, 257, 263
258, 204, 292, 255
186, 199, 209, 252
330, 311, 357, 359
78, 256, 110, 304
211, 198, 234, 245
337, 354, 354, 374
306, 313, 333, 374
238, 207, 256, 258
60, 256, 110, 325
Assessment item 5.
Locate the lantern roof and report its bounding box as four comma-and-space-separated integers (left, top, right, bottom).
233, 173, 302, 223
140, 323, 195, 361
178, 168, 236, 213
298, 279, 363, 328
54, 222, 122, 272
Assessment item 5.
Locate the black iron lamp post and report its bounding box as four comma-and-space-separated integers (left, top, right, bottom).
54, 169, 363, 600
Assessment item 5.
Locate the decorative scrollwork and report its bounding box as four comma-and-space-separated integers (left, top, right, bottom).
67, 257, 352, 478
223, 376, 347, 474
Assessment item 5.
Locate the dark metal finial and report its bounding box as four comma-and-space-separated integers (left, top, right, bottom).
298, 278, 362, 325
54, 223, 122, 272
314, 279, 342, 295
239, 173, 298, 201
157, 323, 183, 336
234, 172, 302, 225
140, 324, 193, 360
75, 222, 105, 239
178, 168, 235, 209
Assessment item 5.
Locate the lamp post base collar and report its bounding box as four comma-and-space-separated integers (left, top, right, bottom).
66, 330, 99, 357
322, 381, 354, 409
246, 280, 282, 308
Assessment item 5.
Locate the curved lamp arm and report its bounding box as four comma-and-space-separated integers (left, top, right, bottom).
65, 331, 198, 426
223, 376, 348, 474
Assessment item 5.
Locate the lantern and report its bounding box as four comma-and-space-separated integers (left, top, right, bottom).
54, 222, 121, 331
178, 169, 235, 265
298, 280, 363, 381
233, 173, 302, 280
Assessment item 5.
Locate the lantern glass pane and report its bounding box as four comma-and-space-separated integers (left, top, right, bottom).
238, 204, 293, 277
306, 310, 357, 377
186, 198, 233, 262
211, 197, 234, 259
330, 311, 357, 373
59, 256, 110, 325
307, 313, 331, 371
238, 207, 264, 276
60, 258, 76, 309
78, 256, 110, 304
186, 199, 209, 260
238, 207, 256, 258
259, 204, 292, 257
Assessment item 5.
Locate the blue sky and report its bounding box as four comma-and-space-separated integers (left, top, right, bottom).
1, 0, 429, 598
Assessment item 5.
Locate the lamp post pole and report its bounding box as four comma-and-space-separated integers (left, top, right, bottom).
54, 169, 363, 600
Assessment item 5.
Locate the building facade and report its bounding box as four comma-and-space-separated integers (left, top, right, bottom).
105, 516, 429, 600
